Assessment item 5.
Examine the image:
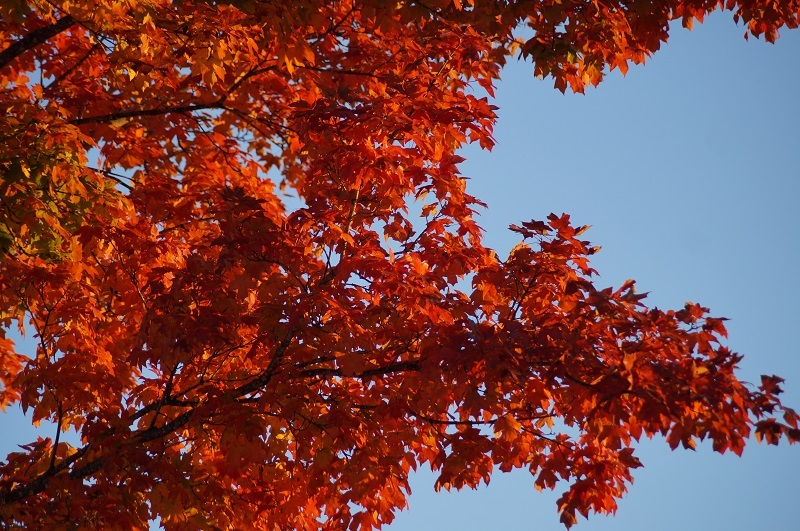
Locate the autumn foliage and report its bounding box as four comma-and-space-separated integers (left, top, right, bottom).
1, 0, 798, 528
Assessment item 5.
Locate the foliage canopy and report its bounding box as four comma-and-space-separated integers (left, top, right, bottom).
1, 0, 798, 528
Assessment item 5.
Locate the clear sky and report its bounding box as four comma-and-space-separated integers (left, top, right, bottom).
1, 11, 798, 531
390, 12, 800, 531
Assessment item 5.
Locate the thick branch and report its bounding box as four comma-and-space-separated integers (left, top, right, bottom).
300, 360, 421, 379
0, 443, 88, 506
234, 332, 296, 397
69, 101, 225, 125
0, 15, 76, 70
134, 409, 195, 444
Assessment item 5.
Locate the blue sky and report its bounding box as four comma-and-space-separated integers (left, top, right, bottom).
1, 11, 798, 531
391, 12, 800, 531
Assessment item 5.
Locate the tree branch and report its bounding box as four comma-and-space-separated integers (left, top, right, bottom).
300, 360, 421, 379
0, 15, 76, 70
69, 101, 226, 125
44, 42, 102, 92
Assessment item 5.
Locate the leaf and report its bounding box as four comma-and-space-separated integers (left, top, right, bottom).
560, 508, 578, 529
336, 351, 368, 376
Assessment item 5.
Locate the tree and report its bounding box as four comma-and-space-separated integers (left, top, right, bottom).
0, 1, 798, 529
